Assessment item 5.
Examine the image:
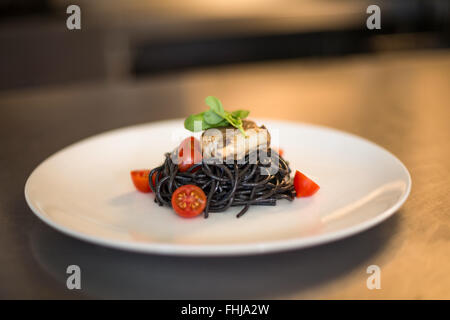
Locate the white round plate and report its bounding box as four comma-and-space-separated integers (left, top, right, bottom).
25, 119, 411, 256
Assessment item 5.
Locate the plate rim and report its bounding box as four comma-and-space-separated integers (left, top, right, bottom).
24, 119, 412, 256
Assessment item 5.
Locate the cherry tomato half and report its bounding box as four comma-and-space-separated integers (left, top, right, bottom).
294, 170, 320, 197
178, 136, 202, 172
171, 185, 207, 218
130, 169, 152, 193
180, 136, 201, 152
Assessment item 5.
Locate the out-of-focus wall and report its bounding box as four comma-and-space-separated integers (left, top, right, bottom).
0, 0, 448, 90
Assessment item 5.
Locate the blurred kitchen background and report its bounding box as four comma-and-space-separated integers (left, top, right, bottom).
1, 0, 448, 90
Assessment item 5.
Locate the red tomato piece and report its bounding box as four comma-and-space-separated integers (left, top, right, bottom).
171, 185, 207, 218
130, 169, 152, 193
180, 136, 201, 152
294, 170, 320, 197
178, 136, 202, 172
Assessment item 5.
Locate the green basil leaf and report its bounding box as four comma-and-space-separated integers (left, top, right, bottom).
205, 96, 226, 117
234, 117, 247, 136
203, 109, 224, 125
184, 112, 207, 132
223, 114, 247, 136
215, 119, 230, 127
231, 110, 250, 119
185, 97, 249, 136
224, 113, 235, 125
203, 119, 230, 130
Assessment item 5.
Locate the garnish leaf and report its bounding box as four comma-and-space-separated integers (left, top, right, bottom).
204, 109, 224, 125
184, 112, 207, 132
205, 96, 226, 117
231, 110, 249, 119
230, 115, 247, 136
184, 96, 250, 136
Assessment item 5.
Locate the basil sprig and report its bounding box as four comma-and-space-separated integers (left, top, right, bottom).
184, 96, 250, 136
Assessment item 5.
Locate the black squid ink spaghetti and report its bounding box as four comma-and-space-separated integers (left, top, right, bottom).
149, 149, 296, 218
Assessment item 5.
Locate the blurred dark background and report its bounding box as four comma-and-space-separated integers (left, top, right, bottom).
0, 0, 448, 91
